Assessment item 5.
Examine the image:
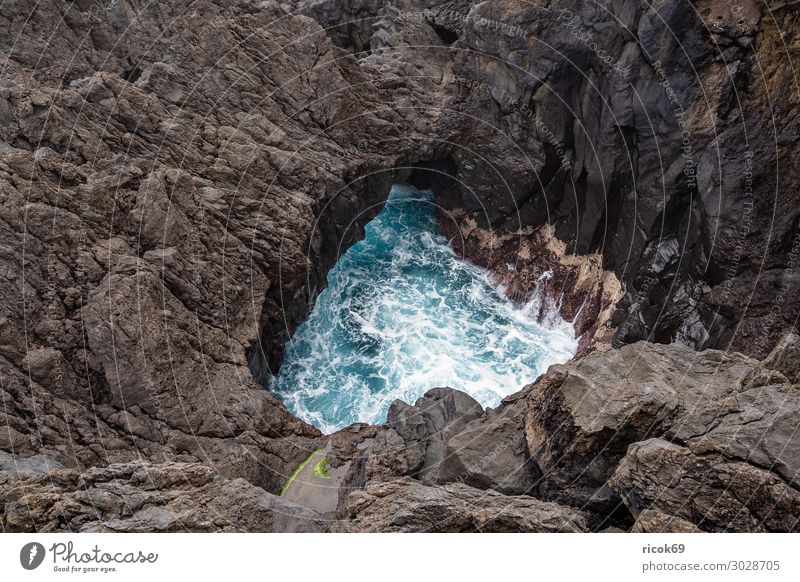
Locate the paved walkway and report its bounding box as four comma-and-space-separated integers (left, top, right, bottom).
280, 442, 349, 516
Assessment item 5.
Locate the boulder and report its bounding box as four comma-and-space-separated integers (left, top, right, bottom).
386, 387, 484, 478
610, 439, 800, 533
1, 461, 329, 533
338, 478, 588, 533
525, 342, 757, 511
434, 400, 538, 495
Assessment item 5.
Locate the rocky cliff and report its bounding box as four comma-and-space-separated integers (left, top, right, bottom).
1, 0, 799, 532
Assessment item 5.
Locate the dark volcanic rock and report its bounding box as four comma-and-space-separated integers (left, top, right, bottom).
337, 478, 588, 533
329, 387, 485, 493
336, 387, 536, 497
611, 439, 800, 533
1, 460, 329, 532
525, 341, 757, 511
386, 387, 484, 479
1, 0, 799, 533
523, 340, 800, 530
434, 397, 538, 495
0, 0, 448, 490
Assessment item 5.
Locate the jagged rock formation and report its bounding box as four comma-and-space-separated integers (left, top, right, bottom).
1, 460, 329, 532
4, 338, 799, 532
335, 478, 589, 532
1, 0, 799, 532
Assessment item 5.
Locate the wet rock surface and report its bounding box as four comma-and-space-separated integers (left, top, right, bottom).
1, 0, 799, 532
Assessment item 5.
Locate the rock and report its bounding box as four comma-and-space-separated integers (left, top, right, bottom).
331, 387, 485, 492
347, 387, 536, 496
1, 0, 799, 534
631, 510, 701, 533
677, 383, 800, 488
0, 461, 329, 533
524, 341, 757, 511
434, 400, 538, 495
338, 478, 588, 533
74, 73, 114, 103
610, 439, 800, 533
386, 387, 484, 478
0, 452, 64, 478
761, 333, 800, 383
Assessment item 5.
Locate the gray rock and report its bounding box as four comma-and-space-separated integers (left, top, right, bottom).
0, 452, 64, 478
75, 73, 114, 103
1, 461, 329, 533
435, 401, 538, 495
341, 387, 484, 487
631, 510, 701, 533
610, 439, 800, 533
679, 383, 800, 488
1, 0, 798, 534
387, 387, 484, 479
525, 342, 757, 510
338, 478, 588, 533
761, 333, 800, 383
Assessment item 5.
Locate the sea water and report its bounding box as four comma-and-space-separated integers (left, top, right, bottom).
270, 184, 577, 433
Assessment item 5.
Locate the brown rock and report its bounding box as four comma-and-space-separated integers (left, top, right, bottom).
611, 439, 800, 533
1, 460, 329, 533
338, 478, 588, 533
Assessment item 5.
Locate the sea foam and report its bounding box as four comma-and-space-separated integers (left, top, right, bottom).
270, 184, 577, 433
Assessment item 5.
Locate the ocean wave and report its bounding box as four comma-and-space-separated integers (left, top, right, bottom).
271, 184, 577, 432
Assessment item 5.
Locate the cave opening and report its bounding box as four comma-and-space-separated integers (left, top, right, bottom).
267, 183, 578, 433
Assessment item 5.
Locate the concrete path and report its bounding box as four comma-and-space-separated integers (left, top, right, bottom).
280, 442, 350, 516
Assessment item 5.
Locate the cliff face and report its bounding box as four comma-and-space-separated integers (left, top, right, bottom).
0, 0, 440, 490
1, 0, 799, 532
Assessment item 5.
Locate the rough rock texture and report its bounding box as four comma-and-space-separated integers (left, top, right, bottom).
4, 341, 799, 532
1, 0, 799, 533
1, 461, 329, 532
757, 332, 800, 384
525, 342, 758, 511
322, 388, 483, 490
440, 219, 625, 355
521, 340, 800, 531
433, 394, 538, 495
0, 451, 64, 479
611, 439, 800, 532
336, 478, 589, 532
326, 339, 799, 532
429, 0, 800, 358
0, 0, 449, 491
631, 509, 701, 534
386, 387, 484, 480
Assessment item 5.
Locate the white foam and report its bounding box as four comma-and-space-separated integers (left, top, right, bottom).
271, 184, 578, 431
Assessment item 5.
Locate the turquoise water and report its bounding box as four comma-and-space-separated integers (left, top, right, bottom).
271, 184, 577, 433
